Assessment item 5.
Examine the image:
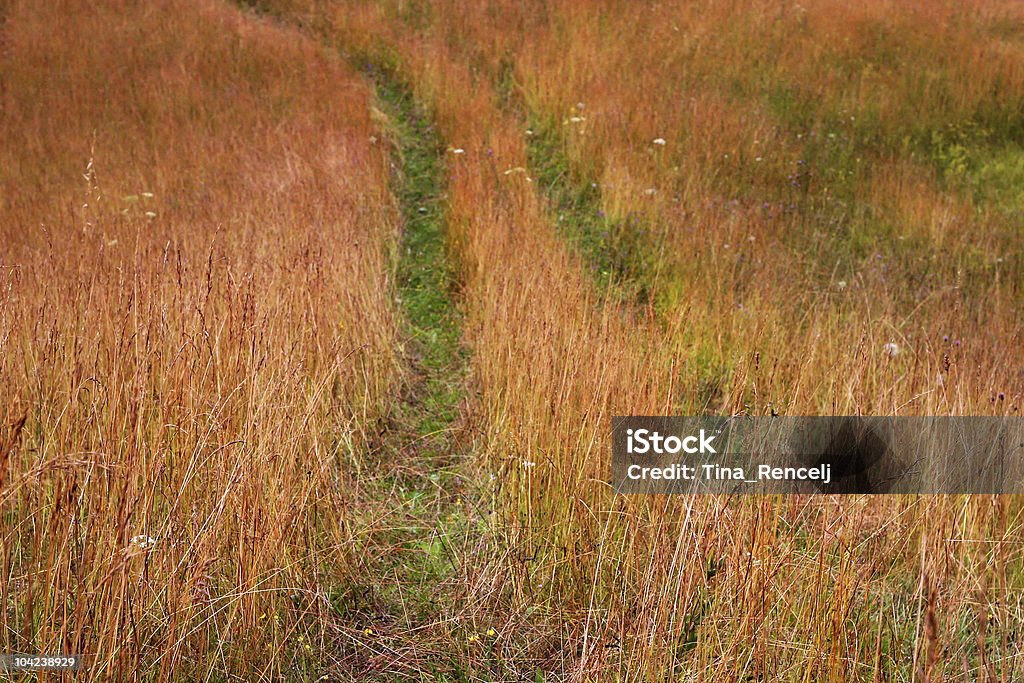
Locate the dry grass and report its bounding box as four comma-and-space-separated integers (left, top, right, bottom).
318, 1, 1024, 679
1, 0, 400, 678
3, 0, 1024, 680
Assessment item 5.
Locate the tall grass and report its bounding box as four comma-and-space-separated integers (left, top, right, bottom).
4, 0, 1024, 680
292, 1, 1024, 679
413, 0, 1024, 416
0, 0, 400, 677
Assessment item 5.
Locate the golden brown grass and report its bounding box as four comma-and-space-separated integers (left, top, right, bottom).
3, 0, 1024, 680
1, 0, 400, 677
310, 1, 1024, 679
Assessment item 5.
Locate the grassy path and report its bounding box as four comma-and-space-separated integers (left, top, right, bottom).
375, 72, 464, 466
340, 69, 482, 679
231, 5, 490, 670
524, 121, 663, 309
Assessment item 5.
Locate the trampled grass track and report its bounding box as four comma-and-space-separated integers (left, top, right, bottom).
337, 65, 486, 676
292, 7, 691, 678
524, 120, 663, 309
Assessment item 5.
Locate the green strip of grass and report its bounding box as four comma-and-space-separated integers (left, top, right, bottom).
332, 67, 483, 679
373, 72, 465, 449
525, 119, 663, 309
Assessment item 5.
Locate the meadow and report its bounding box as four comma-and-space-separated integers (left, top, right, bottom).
1, 0, 1023, 680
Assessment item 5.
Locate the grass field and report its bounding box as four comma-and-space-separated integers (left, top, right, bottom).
1, 0, 1023, 680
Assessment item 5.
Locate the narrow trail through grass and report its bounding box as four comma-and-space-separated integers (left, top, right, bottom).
524, 121, 663, 308
232, 5, 488, 670
484, 60, 663, 309
337, 68, 483, 677
376, 73, 464, 459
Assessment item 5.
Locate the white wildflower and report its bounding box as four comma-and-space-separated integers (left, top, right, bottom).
882, 342, 900, 357
130, 534, 157, 550
652, 138, 667, 146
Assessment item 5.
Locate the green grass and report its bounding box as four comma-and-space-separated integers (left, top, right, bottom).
376, 74, 465, 448
325, 65, 483, 679
371, 70, 463, 478
525, 118, 662, 308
